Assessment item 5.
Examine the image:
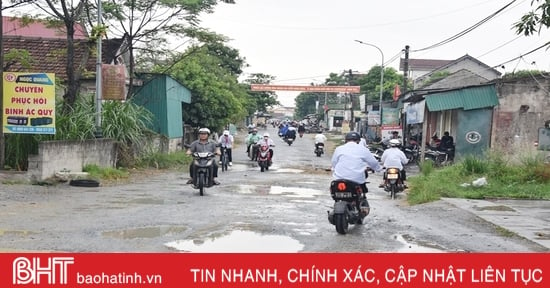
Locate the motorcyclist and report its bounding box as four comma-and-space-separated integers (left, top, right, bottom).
255, 132, 275, 160
298, 123, 306, 137
314, 131, 327, 152
285, 125, 297, 141
186, 128, 220, 185
379, 139, 409, 188
218, 130, 234, 166
245, 128, 262, 155
332, 131, 382, 196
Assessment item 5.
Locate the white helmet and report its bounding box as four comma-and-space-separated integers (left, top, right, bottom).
263, 132, 270, 137
198, 128, 210, 134
389, 139, 401, 147
223, 130, 230, 136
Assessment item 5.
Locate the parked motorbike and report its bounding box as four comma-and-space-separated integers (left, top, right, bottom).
327, 180, 370, 234
383, 167, 405, 200
257, 144, 273, 172
314, 143, 324, 157
425, 147, 454, 167
189, 151, 216, 196
403, 143, 420, 166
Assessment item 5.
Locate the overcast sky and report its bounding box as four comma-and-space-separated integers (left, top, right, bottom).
200, 0, 550, 106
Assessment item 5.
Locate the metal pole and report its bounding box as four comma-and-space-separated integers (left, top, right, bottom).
354, 40, 384, 127
94, 0, 103, 138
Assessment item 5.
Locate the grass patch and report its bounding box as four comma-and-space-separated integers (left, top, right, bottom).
83, 164, 130, 181
407, 152, 550, 205
135, 150, 190, 170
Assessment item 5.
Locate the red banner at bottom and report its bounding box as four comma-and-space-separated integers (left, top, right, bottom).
0, 253, 548, 287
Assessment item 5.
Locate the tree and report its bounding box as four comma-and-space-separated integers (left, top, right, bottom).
1, 1, 37, 170
514, 0, 550, 36
242, 73, 280, 115
356, 66, 403, 104
26, 0, 90, 107
165, 42, 248, 132
97, 0, 235, 98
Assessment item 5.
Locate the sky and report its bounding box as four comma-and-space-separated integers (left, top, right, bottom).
200, 0, 550, 107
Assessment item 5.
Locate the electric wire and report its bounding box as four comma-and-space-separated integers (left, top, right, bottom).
412, 0, 517, 52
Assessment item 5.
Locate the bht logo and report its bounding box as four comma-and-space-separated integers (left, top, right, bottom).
13, 257, 74, 285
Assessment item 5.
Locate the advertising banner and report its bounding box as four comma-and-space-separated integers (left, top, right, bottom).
3, 72, 56, 134
0, 253, 547, 287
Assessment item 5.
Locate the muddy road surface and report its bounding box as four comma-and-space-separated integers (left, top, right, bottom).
0, 127, 546, 252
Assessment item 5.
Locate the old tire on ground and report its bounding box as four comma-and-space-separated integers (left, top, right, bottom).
69, 179, 100, 187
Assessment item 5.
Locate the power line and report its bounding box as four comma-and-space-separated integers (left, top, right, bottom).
412, 0, 517, 52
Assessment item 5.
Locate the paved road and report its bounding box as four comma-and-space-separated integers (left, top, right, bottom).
0, 127, 548, 252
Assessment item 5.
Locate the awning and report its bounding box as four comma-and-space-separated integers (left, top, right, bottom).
425, 84, 498, 112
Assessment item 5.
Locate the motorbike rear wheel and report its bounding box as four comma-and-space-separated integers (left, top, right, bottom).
221, 153, 228, 172
334, 214, 349, 234
390, 185, 397, 200
198, 174, 205, 196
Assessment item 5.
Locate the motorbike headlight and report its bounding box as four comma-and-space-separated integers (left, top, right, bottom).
206, 159, 213, 166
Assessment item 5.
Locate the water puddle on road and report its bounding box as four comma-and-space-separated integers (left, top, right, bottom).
395, 234, 444, 252
236, 185, 324, 198
103, 226, 187, 239
164, 230, 304, 252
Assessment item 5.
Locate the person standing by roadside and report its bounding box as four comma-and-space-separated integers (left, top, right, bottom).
219, 130, 234, 166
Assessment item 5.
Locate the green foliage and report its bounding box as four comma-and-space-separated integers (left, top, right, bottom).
514, 0, 550, 36
3, 48, 34, 71
5, 95, 156, 170
422, 70, 451, 87
419, 160, 435, 176
459, 155, 487, 175
166, 44, 249, 132
83, 164, 129, 180
243, 73, 280, 113
407, 152, 550, 205
502, 70, 546, 79
4, 134, 38, 171
135, 151, 191, 169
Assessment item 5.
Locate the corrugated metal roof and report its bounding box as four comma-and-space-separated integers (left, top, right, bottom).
425, 85, 498, 111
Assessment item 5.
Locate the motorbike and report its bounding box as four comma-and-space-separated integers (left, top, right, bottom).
189, 151, 216, 196
314, 143, 324, 157
327, 179, 370, 235
248, 143, 259, 161
403, 143, 420, 166
425, 147, 454, 167
257, 144, 273, 172
383, 167, 405, 200
284, 135, 295, 146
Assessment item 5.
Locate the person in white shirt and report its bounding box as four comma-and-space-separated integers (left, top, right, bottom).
218, 130, 234, 166
314, 132, 327, 152
380, 139, 409, 187
332, 132, 382, 194
256, 132, 275, 160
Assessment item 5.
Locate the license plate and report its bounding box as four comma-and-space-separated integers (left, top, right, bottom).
334, 192, 352, 198
388, 174, 399, 179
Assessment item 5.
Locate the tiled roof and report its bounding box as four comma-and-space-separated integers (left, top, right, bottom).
2, 16, 87, 39
2, 17, 125, 80
3, 36, 95, 79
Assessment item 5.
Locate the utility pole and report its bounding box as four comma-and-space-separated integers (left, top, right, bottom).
403, 45, 409, 95
348, 69, 354, 131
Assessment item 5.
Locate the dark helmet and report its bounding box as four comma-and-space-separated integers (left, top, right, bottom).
345, 132, 361, 142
